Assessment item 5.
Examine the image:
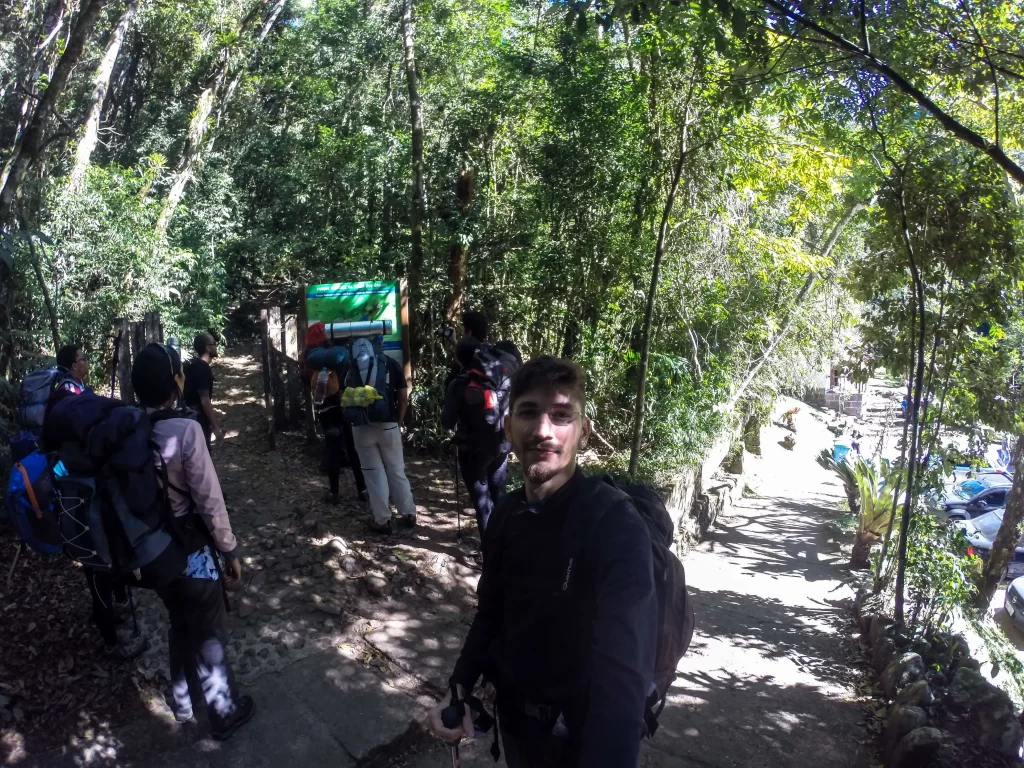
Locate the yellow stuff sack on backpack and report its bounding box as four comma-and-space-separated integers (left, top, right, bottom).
341, 385, 383, 408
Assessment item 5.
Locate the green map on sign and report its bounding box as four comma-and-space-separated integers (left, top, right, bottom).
305, 280, 403, 361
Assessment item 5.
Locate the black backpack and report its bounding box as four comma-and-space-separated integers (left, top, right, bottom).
563, 475, 695, 737
44, 393, 196, 586
461, 344, 518, 439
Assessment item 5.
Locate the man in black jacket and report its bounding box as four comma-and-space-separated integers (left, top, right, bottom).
428, 356, 657, 767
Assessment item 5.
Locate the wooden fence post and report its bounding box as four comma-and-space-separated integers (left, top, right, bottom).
130, 321, 146, 368
284, 315, 301, 425
259, 309, 276, 450
114, 318, 133, 403
268, 307, 287, 429
297, 284, 317, 444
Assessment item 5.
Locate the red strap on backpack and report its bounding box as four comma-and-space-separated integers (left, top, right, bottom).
15, 463, 43, 519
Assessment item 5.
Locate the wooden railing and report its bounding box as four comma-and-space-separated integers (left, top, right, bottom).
112, 311, 163, 403
259, 306, 311, 449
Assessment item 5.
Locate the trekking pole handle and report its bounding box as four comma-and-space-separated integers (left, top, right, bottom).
441, 682, 465, 730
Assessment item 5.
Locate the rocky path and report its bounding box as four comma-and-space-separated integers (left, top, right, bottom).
4, 355, 873, 767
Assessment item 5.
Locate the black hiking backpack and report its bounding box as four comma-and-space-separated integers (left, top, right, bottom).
44, 393, 196, 586
564, 475, 695, 737
461, 344, 519, 441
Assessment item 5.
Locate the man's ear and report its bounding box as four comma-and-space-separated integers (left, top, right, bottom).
579, 416, 592, 449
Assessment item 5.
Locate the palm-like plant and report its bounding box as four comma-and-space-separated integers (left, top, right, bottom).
818, 449, 900, 569
817, 448, 860, 514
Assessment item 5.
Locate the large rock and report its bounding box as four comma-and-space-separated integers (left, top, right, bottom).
895, 680, 934, 710
869, 614, 893, 649
945, 666, 1024, 758
882, 652, 926, 699
873, 636, 897, 675
884, 706, 929, 761
891, 727, 949, 768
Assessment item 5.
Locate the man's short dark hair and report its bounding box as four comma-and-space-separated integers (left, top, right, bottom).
510, 356, 586, 409
132, 343, 183, 408
56, 344, 82, 370
455, 338, 480, 370
194, 333, 216, 354
461, 310, 488, 341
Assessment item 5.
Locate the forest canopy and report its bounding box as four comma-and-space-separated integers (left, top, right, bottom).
0, 0, 1022, 480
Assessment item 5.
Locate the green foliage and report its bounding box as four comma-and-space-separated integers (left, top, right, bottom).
903, 515, 980, 636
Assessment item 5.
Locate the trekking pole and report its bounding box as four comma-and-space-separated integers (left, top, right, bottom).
453, 446, 461, 540
110, 330, 122, 396
440, 682, 465, 768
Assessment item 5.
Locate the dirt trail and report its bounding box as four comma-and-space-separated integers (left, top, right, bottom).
642, 402, 872, 768
3, 353, 874, 767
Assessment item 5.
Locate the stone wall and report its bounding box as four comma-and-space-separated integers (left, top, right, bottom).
853, 591, 1023, 767
667, 423, 750, 553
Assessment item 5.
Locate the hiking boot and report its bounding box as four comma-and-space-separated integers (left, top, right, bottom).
174, 707, 196, 724
399, 513, 416, 530
358, 488, 368, 503
323, 491, 340, 506
104, 633, 145, 661
111, 597, 132, 622
367, 518, 392, 535
211, 695, 256, 741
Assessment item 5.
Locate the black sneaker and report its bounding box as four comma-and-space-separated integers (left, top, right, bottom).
211, 695, 256, 741
103, 633, 145, 661
367, 518, 392, 535
323, 491, 340, 506
358, 489, 368, 503
399, 513, 416, 530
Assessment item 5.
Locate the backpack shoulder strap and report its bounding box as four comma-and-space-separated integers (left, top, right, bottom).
563, 474, 631, 562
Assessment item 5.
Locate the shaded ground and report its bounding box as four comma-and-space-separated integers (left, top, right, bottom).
2, 348, 482, 765
3, 357, 873, 767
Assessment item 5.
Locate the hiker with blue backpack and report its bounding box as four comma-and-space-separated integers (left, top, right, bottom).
338, 336, 417, 535
441, 337, 518, 537
54, 344, 91, 395
43, 343, 254, 740
428, 356, 694, 767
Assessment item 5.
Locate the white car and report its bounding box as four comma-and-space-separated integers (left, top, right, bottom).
958, 509, 1024, 580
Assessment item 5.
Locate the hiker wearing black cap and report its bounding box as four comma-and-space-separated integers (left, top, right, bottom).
183, 333, 223, 445
132, 343, 254, 739
429, 356, 657, 767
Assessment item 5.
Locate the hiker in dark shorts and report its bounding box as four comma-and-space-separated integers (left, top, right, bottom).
429, 356, 656, 766
442, 337, 509, 535
183, 333, 223, 446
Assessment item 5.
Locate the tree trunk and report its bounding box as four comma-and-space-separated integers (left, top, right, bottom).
0, 0, 68, 192
850, 535, 873, 570
725, 197, 868, 411
401, 0, 425, 307
155, 0, 282, 236
0, 0, 108, 229
894, 189, 927, 628
442, 166, 474, 330
25, 231, 60, 351
975, 435, 1024, 608
628, 119, 688, 479
69, 0, 141, 190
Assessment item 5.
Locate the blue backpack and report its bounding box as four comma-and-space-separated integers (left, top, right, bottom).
6, 451, 62, 555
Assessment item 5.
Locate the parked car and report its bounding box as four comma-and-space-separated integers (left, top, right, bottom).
934, 474, 1013, 523
956, 509, 1024, 580
1004, 576, 1024, 629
